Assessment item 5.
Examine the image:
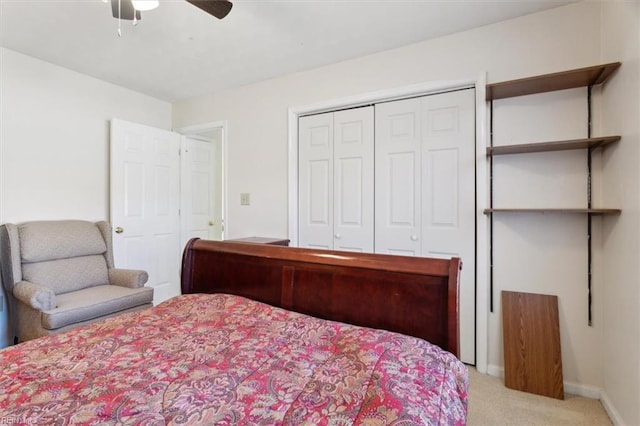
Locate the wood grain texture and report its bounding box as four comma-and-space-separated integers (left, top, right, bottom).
225, 237, 290, 246
181, 239, 462, 357
502, 291, 564, 399
484, 208, 621, 215
486, 62, 621, 100
486, 136, 620, 156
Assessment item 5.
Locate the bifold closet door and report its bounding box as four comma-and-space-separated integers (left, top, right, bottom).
422, 89, 476, 364
376, 89, 476, 364
421, 89, 475, 264
299, 112, 333, 249
333, 107, 374, 252
374, 98, 422, 255
298, 107, 374, 252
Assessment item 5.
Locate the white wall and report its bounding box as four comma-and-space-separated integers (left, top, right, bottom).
600, 1, 640, 425
0, 47, 172, 347
173, 0, 610, 389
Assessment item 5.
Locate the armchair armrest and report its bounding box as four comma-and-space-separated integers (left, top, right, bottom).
109, 268, 149, 289
13, 281, 56, 311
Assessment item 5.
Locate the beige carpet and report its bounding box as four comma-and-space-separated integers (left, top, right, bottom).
467, 368, 612, 425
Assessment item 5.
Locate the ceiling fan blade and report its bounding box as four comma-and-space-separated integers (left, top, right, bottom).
111, 0, 141, 20
186, 0, 233, 20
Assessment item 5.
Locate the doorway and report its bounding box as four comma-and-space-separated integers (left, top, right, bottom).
110, 119, 227, 305
177, 122, 227, 249
180, 134, 224, 248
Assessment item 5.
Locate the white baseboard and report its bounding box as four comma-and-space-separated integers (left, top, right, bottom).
486, 364, 601, 400
599, 390, 624, 425
564, 381, 602, 399
486, 363, 504, 378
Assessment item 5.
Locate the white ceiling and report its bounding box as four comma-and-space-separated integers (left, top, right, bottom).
1, 0, 576, 102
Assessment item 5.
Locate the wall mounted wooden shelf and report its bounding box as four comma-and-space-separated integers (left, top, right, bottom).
484, 208, 622, 215
486, 62, 621, 101
486, 136, 621, 156
486, 61, 622, 328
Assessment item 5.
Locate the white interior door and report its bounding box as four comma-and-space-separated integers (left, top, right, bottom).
375, 98, 422, 256
180, 136, 221, 249
298, 112, 334, 249
110, 119, 181, 304
421, 89, 476, 364
333, 107, 374, 253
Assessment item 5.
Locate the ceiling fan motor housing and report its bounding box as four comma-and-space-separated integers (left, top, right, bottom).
111, 0, 233, 21
111, 0, 141, 21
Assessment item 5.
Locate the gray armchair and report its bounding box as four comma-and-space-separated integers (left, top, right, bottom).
0, 220, 153, 343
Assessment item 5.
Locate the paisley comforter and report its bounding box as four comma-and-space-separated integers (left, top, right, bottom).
0, 293, 468, 425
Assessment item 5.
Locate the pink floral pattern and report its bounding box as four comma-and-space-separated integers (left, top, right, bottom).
0, 294, 468, 425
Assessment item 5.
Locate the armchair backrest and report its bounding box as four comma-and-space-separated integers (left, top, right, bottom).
2, 220, 114, 295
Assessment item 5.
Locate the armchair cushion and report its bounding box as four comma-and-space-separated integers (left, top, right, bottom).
22, 255, 109, 295
13, 281, 55, 311
19, 220, 107, 263
109, 268, 149, 289
41, 285, 154, 330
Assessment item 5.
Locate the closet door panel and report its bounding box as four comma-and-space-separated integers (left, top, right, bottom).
333, 107, 374, 252
375, 98, 421, 256
421, 88, 476, 364
421, 90, 475, 256
299, 113, 334, 249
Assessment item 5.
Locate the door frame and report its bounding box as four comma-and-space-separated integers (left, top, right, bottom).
287, 76, 490, 372
175, 120, 228, 244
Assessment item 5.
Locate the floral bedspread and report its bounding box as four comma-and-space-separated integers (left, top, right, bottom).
0, 293, 468, 425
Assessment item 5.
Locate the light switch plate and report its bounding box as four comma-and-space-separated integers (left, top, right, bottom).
240, 193, 250, 206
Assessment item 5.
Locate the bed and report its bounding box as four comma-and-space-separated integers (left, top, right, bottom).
0, 239, 468, 425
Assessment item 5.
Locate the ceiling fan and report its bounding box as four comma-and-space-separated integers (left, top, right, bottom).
110, 0, 233, 21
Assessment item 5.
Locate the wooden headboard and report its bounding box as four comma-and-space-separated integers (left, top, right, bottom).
181, 239, 462, 357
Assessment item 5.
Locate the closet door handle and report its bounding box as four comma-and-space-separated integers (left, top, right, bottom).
334, 233, 341, 239
410, 235, 418, 241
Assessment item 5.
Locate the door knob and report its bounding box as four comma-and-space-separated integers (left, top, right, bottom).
209, 221, 215, 226
115, 227, 124, 234
410, 235, 418, 241
334, 233, 341, 239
